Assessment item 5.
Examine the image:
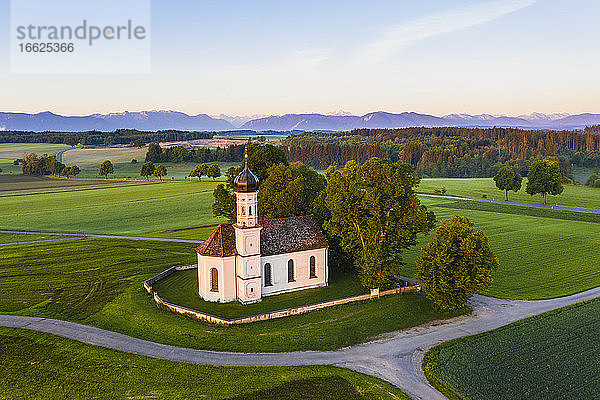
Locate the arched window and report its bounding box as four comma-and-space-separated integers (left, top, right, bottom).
210, 268, 218, 292
264, 263, 273, 286
241, 206, 246, 215
287, 259, 295, 282
249, 206, 252, 216
310, 256, 317, 278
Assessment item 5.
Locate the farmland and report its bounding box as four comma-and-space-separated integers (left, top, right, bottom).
423, 298, 600, 400
418, 178, 600, 210
0, 327, 408, 400
0, 180, 223, 235
403, 198, 600, 299
0, 238, 467, 352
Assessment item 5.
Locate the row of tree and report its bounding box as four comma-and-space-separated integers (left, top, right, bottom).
20, 153, 80, 178
189, 164, 222, 181
145, 143, 244, 164
493, 159, 564, 203
98, 160, 168, 181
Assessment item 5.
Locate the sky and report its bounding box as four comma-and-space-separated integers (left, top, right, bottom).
0, 0, 599, 117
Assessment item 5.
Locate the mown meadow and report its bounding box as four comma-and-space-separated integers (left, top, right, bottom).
423, 298, 600, 400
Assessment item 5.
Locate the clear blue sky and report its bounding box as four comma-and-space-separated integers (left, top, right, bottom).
1, 0, 598, 116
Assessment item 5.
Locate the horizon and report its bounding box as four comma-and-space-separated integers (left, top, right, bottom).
2, 0, 599, 116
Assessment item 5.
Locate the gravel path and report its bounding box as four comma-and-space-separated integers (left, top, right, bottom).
2, 285, 599, 400
418, 193, 600, 214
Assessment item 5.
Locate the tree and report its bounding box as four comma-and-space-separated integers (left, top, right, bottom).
99, 160, 114, 179
258, 162, 326, 220
493, 166, 522, 201
416, 216, 498, 311
48, 157, 66, 177
153, 164, 167, 181
145, 143, 164, 163
140, 161, 155, 180
586, 168, 600, 188
0, 167, 3, 173
525, 159, 564, 205
64, 136, 78, 147
324, 158, 436, 289
62, 165, 80, 178
189, 164, 208, 181
212, 144, 288, 221
212, 184, 237, 222
207, 164, 221, 181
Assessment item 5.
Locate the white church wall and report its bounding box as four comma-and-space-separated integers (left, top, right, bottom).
261, 248, 328, 297
197, 254, 237, 303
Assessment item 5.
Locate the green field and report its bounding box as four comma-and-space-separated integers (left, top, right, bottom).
0, 232, 72, 244
0, 327, 408, 400
418, 178, 600, 209
0, 180, 223, 236
0, 143, 69, 159
153, 269, 368, 319
404, 198, 600, 300
0, 239, 467, 353
0, 174, 146, 196
423, 298, 600, 400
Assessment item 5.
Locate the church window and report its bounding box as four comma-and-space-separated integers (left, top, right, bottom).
288, 259, 295, 282
241, 206, 246, 215
210, 268, 218, 292
249, 206, 252, 215
264, 263, 273, 286
310, 256, 317, 278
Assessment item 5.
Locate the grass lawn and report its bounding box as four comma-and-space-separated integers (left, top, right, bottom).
0, 239, 467, 353
153, 269, 367, 319
423, 298, 600, 400
0, 174, 146, 196
0, 180, 223, 235
418, 177, 600, 209
0, 327, 409, 400
403, 200, 600, 300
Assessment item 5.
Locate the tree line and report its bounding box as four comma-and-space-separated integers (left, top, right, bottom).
282, 127, 600, 178
144, 142, 244, 164
0, 129, 213, 146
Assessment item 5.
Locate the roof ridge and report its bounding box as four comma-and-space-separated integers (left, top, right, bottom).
259, 214, 314, 223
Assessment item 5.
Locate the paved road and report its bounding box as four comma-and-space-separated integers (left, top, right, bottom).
418, 193, 600, 214
55, 147, 77, 163
0, 230, 202, 244
2, 285, 599, 400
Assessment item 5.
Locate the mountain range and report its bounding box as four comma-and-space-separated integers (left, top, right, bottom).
1, 110, 599, 132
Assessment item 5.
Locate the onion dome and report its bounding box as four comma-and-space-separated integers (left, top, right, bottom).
233, 152, 259, 192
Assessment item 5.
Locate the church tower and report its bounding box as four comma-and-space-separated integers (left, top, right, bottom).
233, 151, 262, 303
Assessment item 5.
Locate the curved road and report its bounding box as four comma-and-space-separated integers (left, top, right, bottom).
418, 193, 600, 214
2, 286, 599, 400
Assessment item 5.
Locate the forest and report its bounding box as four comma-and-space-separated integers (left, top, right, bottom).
282, 126, 600, 178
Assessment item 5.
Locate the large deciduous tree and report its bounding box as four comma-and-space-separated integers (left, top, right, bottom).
416, 215, 498, 311
189, 164, 208, 181
212, 144, 288, 221
493, 166, 522, 201
153, 164, 167, 181
98, 160, 114, 179
207, 164, 221, 181
258, 162, 326, 220
140, 161, 155, 180
323, 158, 435, 289
525, 159, 564, 205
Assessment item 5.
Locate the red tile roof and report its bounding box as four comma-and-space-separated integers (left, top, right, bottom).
195, 215, 328, 258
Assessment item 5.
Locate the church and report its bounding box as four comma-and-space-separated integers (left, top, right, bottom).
195, 155, 329, 304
